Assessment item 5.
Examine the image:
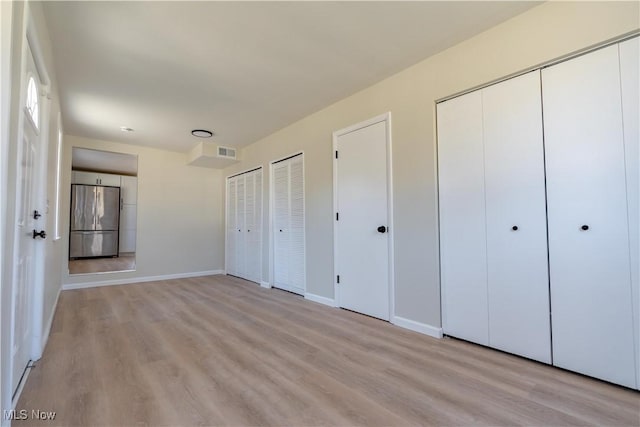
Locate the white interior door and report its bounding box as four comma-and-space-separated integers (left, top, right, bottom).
619, 37, 640, 389
235, 175, 246, 278
226, 170, 263, 283
437, 91, 489, 344
543, 44, 637, 388
271, 155, 305, 295
482, 71, 551, 363
335, 118, 391, 321
288, 156, 305, 293
273, 162, 290, 290
244, 170, 262, 283
226, 177, 237, 276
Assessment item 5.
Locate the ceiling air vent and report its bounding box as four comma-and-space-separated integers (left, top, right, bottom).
217, 146, 236, 159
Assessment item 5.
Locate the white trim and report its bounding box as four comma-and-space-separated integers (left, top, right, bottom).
0, 2, 15, 423
304, 293, 336, 308
62, 270, 224, 291
39, 285, 61, 356
268, 151, 306, 296
332, 112, 395, 320
392, 316, 443, 339
11, 363, 31, 411
260, 281, 271, 288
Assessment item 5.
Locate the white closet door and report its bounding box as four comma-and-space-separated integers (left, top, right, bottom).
288, 156, 305, 294
482, 71, 551, 363
236, 175, 246, 278
620, 37, 640, 389
438, 91, 489, 345
226, 177, 237, 276
543, 45, 637, 388
244, 173, 256, 282
246, 170, 263, 284
273, 162, 290, 288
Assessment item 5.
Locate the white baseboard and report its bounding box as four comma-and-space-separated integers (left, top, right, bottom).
392, 316, 443, 339
62, 270, 225, 290
41, 285, 62, 352
304, 292, 336, 307
260, 281, 271, 288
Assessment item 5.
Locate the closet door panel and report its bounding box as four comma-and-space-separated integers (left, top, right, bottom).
289, 156, 305, 293
226, 178, 237, 276
244, 173, 257, 282
438, 91, 489, 345
236, 175, 246, 279
543, 45, 636, 387
483, 71, 551, 363
273, 163, 290, 287
620, 37, 640, 389
247, 170, 263, 284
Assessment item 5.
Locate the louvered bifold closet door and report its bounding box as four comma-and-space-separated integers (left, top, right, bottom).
245, 170, 262, 283
235, 175, 246, 278
482, 71, 551, 363
243, 173, 256, 281
543, 43, 637, 388
288, 156, 305, 294
438, 90, 489, 345
273, 162, 290, 289
226, 177, 237, 276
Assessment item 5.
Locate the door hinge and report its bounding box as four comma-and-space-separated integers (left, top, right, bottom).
335, 150, 338, 159
336, 212, 339, 221
337, 275, 340, 284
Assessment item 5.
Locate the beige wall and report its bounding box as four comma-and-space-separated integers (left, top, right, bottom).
223, 2, 640, 327
62, 135, 225, 286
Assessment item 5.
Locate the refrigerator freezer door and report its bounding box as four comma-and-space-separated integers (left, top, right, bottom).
95, 186, 120, 230
70, 185, 96, 231
69, 231, 118, 258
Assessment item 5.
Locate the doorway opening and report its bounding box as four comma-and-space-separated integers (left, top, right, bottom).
68, 148, 138, 275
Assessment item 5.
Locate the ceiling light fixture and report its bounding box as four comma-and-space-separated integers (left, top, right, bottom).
120, 126, 134, 132
192, 129, 213, 138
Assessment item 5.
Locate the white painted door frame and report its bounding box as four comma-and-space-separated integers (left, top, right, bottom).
269, 151, 306, 294
332, 112, 395, 319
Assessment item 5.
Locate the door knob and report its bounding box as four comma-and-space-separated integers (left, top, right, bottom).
32, 230, 46, 239
377, 226, 387, 233
512, 225, 518, 231
581, 225, 589, 231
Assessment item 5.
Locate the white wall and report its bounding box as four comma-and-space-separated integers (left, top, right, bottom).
223, 2, 640, 329
61, 135, 225, 287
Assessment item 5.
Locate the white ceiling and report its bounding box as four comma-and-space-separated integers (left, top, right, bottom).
44, 1, 539, 153
72, 147, 138, 175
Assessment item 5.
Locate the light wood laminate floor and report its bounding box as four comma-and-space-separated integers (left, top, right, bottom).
68, 253, 135, 275
17, 275, 640, 426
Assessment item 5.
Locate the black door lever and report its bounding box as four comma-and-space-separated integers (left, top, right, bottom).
33, 230, 46, 239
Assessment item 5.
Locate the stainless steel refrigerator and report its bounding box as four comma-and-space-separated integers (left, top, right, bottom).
70, 184, 120, 258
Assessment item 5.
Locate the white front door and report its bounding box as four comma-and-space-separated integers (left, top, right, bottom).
334, 115, 392, 320
12, 46, 44, 395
